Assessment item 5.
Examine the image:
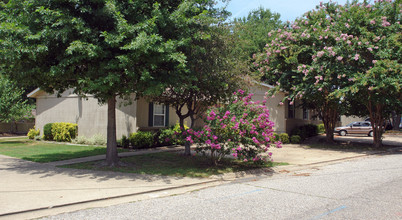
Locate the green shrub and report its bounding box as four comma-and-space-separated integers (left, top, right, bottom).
120, 135, 130, 148
51, 122, 78, 142
87, 134, 106, 145
318, 123, 325, 134
43, 123, 54, 140
279, 133, 290, 144
290, 135, 301, 144
129, 131, 155, 149
27, 127, 40, 139
290, 127, 307, 140
291, 124, 319, 140
72, 136, 88, 145
272, 133, 280, 141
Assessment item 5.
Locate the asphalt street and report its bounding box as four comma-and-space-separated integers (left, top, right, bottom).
41, 153, 402, 220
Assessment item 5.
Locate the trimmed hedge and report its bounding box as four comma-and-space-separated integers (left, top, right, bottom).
51, 122, 78, 142
43, 123, 54, 140
129, 131, 155, 149
279, 133, 290, 144
290, 135, 301, 144
290, 124, 318, 140
27, 127, 40, 139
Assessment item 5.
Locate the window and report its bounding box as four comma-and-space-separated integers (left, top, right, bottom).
303, 108, 309, 120
153, 104, 166, 127
148, 102, 169, 127
288, 102, 295, 119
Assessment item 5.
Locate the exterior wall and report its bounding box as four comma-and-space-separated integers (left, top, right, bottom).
136, 98, 191, 130
340, 116, 366, 126
35, 90, 137, 138
249, 85, 287, 133
284, 99, 322, 133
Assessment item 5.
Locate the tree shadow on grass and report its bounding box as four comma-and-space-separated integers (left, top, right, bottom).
0, 154, 183, 184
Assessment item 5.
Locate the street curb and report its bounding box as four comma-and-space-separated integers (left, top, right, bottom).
0, 179, 220, 218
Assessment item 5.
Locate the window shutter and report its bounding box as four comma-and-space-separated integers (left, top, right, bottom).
165, 105, 169, 127
148, 102, 153, 127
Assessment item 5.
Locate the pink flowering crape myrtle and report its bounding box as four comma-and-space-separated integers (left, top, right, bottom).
186, 90, 282, 164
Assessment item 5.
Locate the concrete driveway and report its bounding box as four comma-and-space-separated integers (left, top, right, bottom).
334, 134, 402, 147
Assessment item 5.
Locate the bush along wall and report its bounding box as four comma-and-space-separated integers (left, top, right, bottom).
51, 122, 78, 142
43, 123, 54, 140
290, 124, 319, 140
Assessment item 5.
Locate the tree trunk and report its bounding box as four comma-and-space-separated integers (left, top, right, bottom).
321, 105, 337, 143
368, 103, 384, 148
106, 96, 119, 166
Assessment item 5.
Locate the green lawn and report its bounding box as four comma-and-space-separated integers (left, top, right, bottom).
61, 152, 288, 178
0, 137, 128, 163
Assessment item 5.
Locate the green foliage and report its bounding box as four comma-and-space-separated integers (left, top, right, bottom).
0, 0, 230, 163
256, 1, 401, 145
72, 134, 106, 146
43, 123, 54, 141
187, 91, 281, 164
129, 131, 155, 149
119, 135, 130, 148
291, 124, 318, 140
27, 127, 40, 139
156, 122, 189, 146
318, 124, 325, 134
272, 133, 280, 141
290, 135, 301, 144
51, 122, 78, 142
0, 75, 34, 123
279, 133, 290, 144
231, 7, 283, 60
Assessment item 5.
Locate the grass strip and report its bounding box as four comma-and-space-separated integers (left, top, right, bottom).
60, 152, 288, 178
0, 137, 128, 163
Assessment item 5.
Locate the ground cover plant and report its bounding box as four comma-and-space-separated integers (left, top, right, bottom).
0, 137, 128, 163
60, 152, 288, 178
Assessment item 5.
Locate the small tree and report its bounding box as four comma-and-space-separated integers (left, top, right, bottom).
150, 7, 246, 155
186, 90, 282, 165
0, 75, 33, 132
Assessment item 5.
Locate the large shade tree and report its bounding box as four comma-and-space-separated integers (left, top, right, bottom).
333, 0, 401, 147
255, 0, 401, 145
231, 7, 283, 61
0, 0, 226, 165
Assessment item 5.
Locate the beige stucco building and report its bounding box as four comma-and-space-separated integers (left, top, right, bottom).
28, 83, 322, 139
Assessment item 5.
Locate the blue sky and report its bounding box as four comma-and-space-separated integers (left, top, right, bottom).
220, 0, 350, 22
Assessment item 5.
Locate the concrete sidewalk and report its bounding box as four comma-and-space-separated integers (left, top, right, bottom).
0, 141, 398, 220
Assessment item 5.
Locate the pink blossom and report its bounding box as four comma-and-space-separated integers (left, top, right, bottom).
370, 20, 376, 24
372, 60, 377, 64
368, 48, 373, 51
318, 88, 323, 91
279, 102, 284, 106
337, 56, 343, 61
354, 54, 360, 61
